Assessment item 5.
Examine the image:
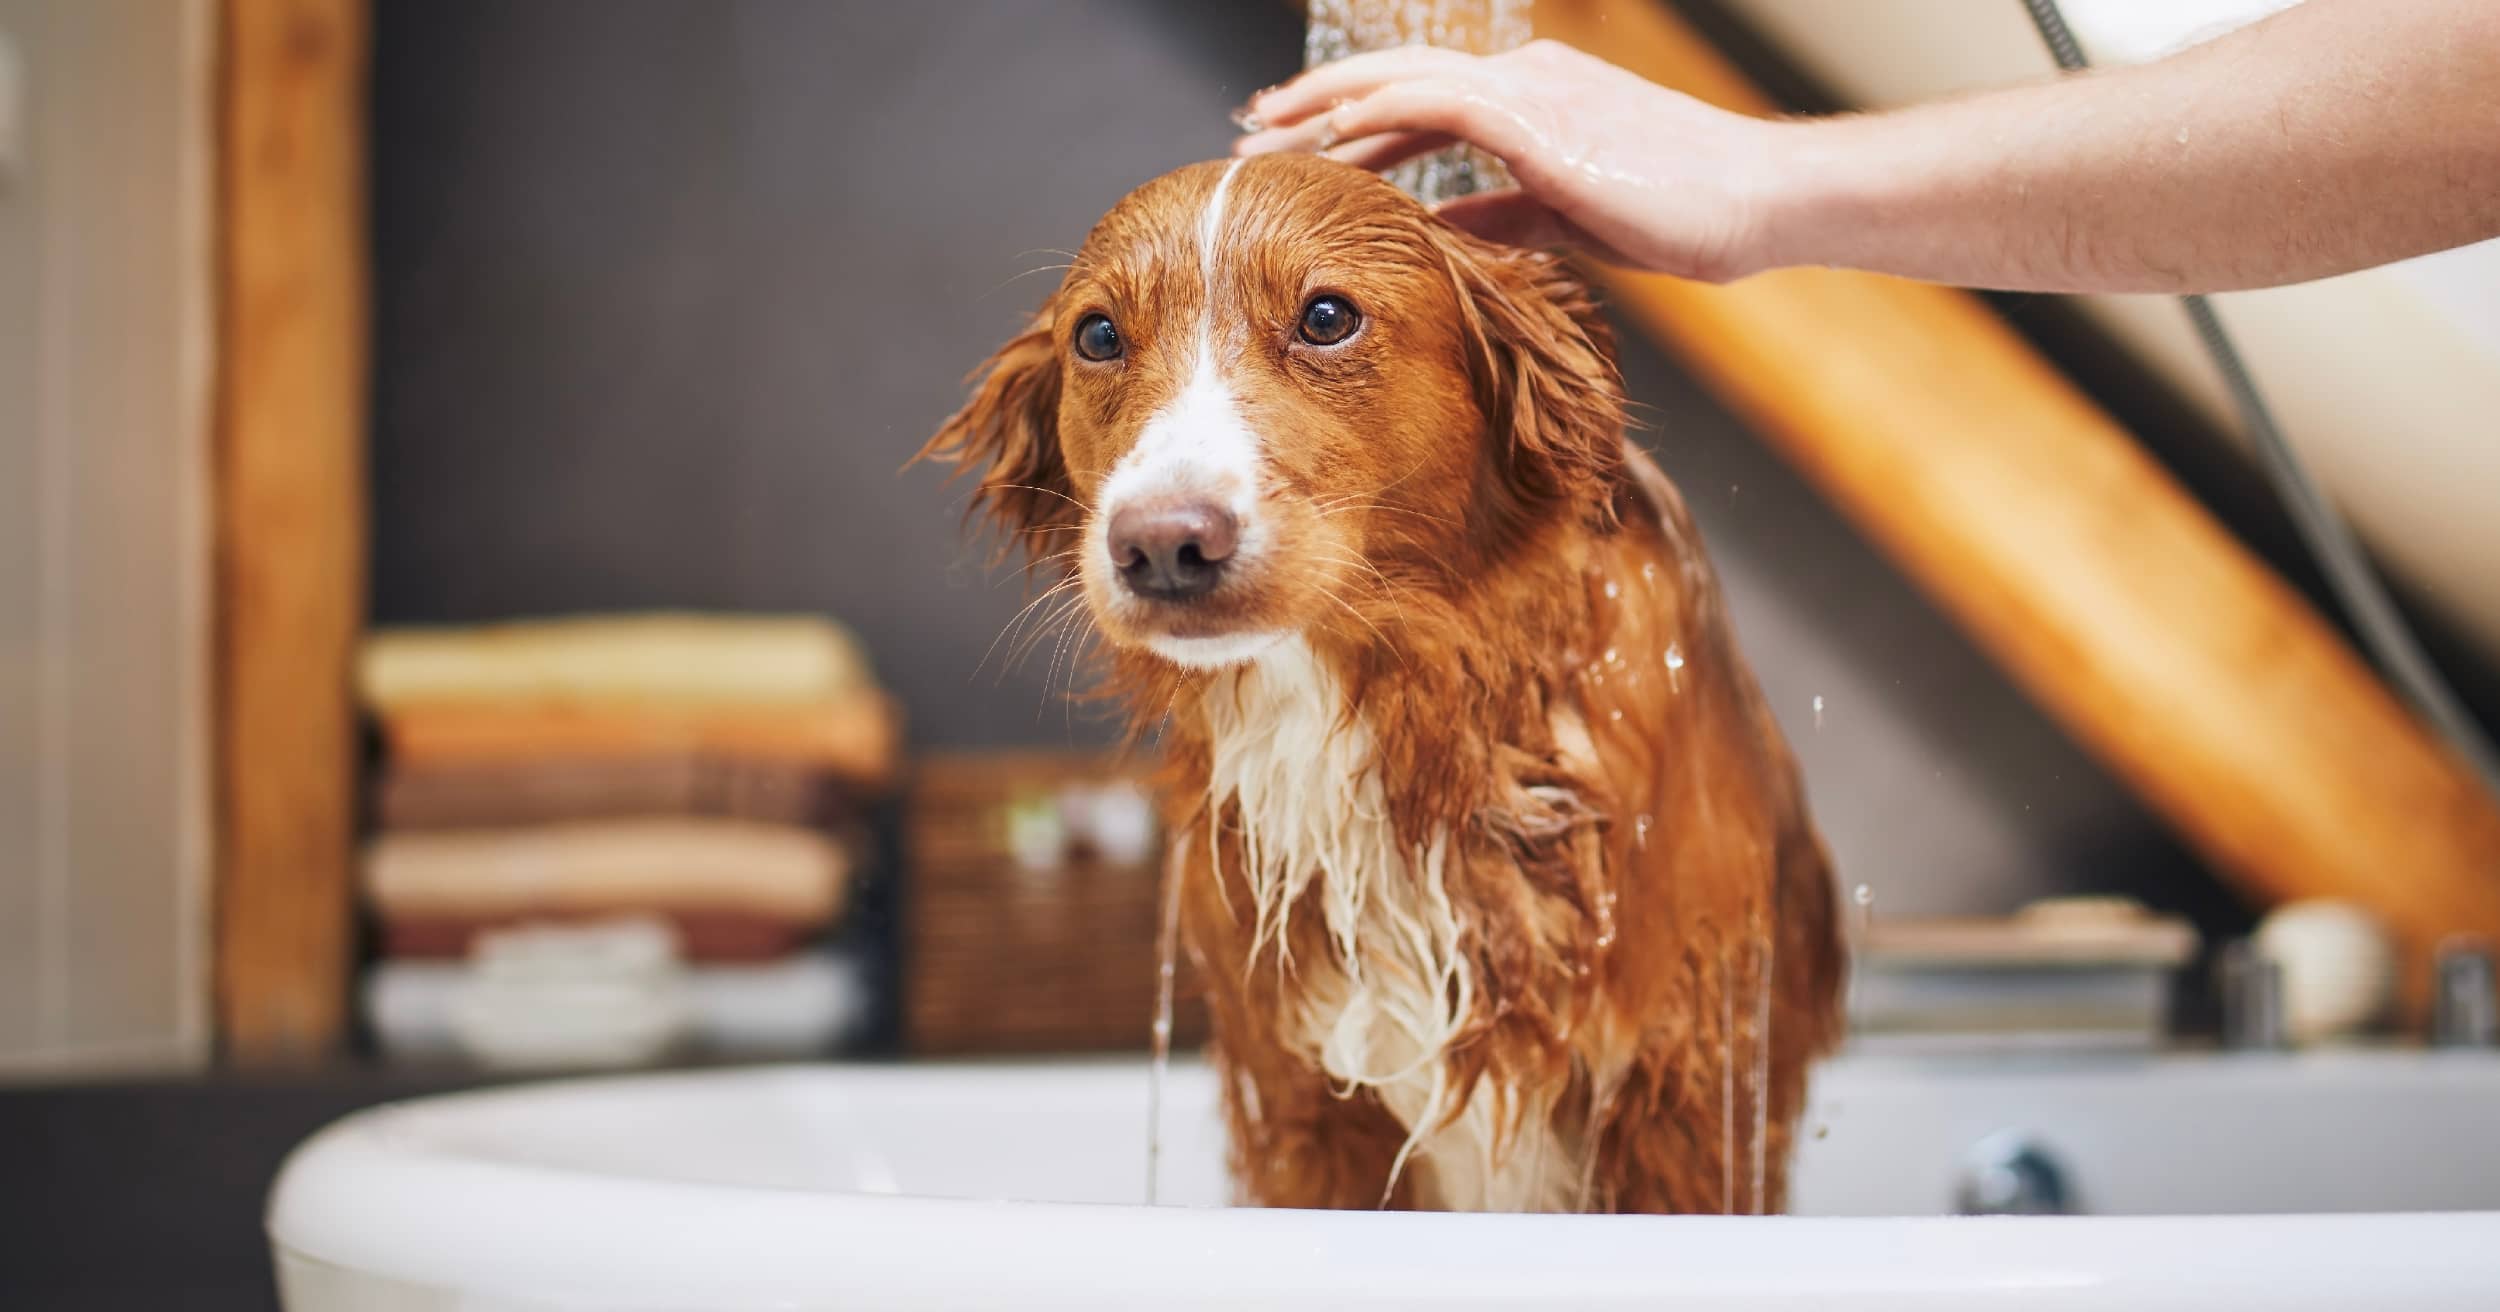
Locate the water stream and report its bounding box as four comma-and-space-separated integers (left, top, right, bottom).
1749, 904, 1774, 1214
1145, 841, 1188, 1204
1302, 0, 1534, 205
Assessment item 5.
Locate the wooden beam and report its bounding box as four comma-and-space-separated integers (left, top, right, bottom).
214, 0, 368, 1062
1538, 0, 2500, 1001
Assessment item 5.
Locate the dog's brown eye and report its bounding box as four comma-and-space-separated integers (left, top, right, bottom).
1074, 314, 1123, 362
1298, 295, 1360, 347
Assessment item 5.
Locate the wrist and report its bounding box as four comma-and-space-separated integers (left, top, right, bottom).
1746, 114, 1896, 277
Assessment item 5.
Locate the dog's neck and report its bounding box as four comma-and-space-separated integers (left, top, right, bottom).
1197, 635, 1540, 1208
1158, 522, 1617, 1212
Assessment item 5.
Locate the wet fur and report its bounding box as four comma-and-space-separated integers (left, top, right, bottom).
923, 155, 1843, 1213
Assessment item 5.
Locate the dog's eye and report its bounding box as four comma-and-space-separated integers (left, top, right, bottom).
1297, 295, 1360, 347
1073, 314, 1123, 362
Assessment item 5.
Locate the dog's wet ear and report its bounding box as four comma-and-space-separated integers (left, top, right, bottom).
916, 299, 1077, 567
1433, 229, 1629, 531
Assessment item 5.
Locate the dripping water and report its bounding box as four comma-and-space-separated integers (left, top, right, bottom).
1749, 901, 1774, 1215
1719, 938, 1736, 1216
1145, 844, 1187, 1204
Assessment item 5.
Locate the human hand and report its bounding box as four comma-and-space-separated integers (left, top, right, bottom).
1233, 40, 1794, 283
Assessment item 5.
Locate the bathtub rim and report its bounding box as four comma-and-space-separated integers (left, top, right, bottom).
265, 1061, 2500, 1311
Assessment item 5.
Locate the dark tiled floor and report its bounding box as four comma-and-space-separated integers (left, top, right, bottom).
0, 1069, 504, 1310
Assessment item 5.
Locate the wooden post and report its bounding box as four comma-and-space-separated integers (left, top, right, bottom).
214, 0, 367, 1061
1537, 0, 2500, 1002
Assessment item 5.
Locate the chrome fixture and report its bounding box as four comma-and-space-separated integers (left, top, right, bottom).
2216, 939, 2288, 1051
2432, 939, 2498, 1050
1955, 1130, 2075, 1216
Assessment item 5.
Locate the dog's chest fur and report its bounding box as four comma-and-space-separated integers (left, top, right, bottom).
1198, 638, 1583, 1211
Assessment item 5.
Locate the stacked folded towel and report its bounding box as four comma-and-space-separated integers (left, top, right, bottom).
356, 613, 899, 1067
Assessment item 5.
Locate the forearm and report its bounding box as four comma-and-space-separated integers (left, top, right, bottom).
1760, 0, 2500, 293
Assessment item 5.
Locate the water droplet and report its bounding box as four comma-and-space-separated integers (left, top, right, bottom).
1634, 814, 1653, 849
1852, 884, 1874, 908
1812, 694, 1825, 730
1603, 647, 1620, 666
1641, 562, 1658, 586
1664, 643, 1685, 692
1603, 579, 1620, 599
2174, 126, 2190, 145
1609, 708, 1624, 723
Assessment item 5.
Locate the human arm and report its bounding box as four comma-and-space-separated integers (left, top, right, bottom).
1235, 0, 2500, 293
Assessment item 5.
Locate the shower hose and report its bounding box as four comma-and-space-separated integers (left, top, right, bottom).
2018, 0, 2500, 800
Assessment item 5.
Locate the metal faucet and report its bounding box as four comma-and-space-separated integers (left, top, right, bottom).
2216, 939, 2288, 1050
2431, 938, 2498, 1049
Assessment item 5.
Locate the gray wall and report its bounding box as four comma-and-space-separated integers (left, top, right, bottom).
370, 0, 2220, 920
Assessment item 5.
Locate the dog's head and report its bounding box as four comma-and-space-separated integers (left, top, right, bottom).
924, 154, 1625, 669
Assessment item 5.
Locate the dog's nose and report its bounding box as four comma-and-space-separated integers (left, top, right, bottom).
1108, 498, 1238, 601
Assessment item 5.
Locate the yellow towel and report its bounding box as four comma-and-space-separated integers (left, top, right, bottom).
362, 819, 852, 923
376, 693, 902, 790
359, 613, 872, 709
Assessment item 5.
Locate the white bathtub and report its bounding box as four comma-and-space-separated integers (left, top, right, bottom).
269, 1050, 2500, 1309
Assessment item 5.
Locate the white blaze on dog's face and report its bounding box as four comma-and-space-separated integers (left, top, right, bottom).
1082, 160, 1273, 667
1048, 155, 1490, 669
927, 153, 1624, 670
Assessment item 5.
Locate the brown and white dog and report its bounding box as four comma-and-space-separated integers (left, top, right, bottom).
925, 154, 1842, 1214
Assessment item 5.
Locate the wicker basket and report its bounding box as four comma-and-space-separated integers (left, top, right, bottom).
904, 751, 1210, 1054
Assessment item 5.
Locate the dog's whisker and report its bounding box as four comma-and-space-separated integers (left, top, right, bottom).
1310, 550, 1421, 628
1036, 601, 1102, 726
978, 575, 1088, 682
1154, 668, 1195, 732
1060, 621, 1100, 737
990, 546, 1084, 591
1029, 589, 1089, 698
1025, 612, 1085, 714
1001, 590, 1091, 679
990, 482, 1091, 512
1308, 449, 1440, 518
1314, 582, 1411, 677
980, 264, 1078, 300
1312, 496, 1463, 531
1311, 547, 1401, 597
983, 582, 1081, 676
